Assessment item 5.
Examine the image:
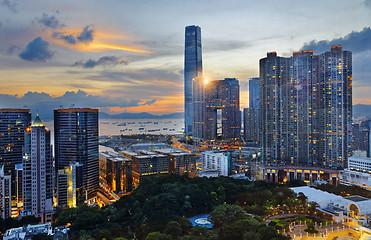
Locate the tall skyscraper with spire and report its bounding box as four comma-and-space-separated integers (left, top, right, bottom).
23, 113, 53, 222
184, 25, 202, 136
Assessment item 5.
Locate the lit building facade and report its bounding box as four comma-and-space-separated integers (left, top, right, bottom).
54, 108, 99, 204
260, 46, 352, 183
0, 165, 11, 219
57, 162, 83, 208
204, 78, 240, 140
0, 109, 31, 207
121, 149, 168, 188
184, 25, 202, 136
99, 148, 132, 196
22, 115, 53, 221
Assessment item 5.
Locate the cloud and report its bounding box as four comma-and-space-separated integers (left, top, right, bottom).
19, 37, 53, 62
52, 32, 76, 44
301, 27, 371, 54
365, 0, 371, 8
35, 13, 65, 29
52, 25, 94, 45
0, 90, 157, 120
6, 45, 21, 55
73, 56, 128, 68
77, 26, 94, 43
1, 0, 19, 13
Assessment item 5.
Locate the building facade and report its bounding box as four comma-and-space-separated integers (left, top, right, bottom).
57, 162, 83, 208
260, 47, 352, 182
0, 165, 11, 219
204, 78, 240, 140
352, 120, 370, 157
184, 25, 203, 136
244, 77, 260, 144
22, 115, 53, 221
201, 151, 230, 177
54, 108, 99, 205
0, 109, 31, 208
99, 148, 132, 196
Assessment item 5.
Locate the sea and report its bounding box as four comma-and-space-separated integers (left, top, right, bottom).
43, 118, 184, 137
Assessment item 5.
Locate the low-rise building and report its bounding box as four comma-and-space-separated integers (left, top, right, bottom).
291, 186, 371, 230
3, 223, 68, 240
339, 156, 371, 191
201, 151, 230, 177
99, 146, 132, 196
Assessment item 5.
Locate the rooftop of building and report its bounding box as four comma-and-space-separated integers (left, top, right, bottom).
31, 113, 44, 127
0, 108, 30, 113
291, 186, 371, 215
349, 156, 371, 161
54, 108, 98, 113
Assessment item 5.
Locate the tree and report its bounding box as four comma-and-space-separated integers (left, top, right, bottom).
163, 221, 182, 238
209, 204, 246, 228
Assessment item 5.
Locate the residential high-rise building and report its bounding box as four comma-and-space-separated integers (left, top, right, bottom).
244, 77, 260, 144
204, 78, 240, 140
260, 46, 352, 183
0, 165, 11, 219
22, 114, 53, 222
54, 108, 99, 205
0, 109, 31, 206
184, 25, 202, 136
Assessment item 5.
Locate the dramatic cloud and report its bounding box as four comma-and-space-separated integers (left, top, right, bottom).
19, 37, 53, 62
301, 27, 371, 54
53, 26, 94, 44
1, 0, 19, 13
77, 26, 94, 43
365, 0, 371, 8
0, 90, 156, 120
35, 13, 65, 28
73, 56, 128, 68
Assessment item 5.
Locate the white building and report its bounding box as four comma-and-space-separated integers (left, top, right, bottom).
3, 222, 68, 240
348, 156, 371, 172
200, 151, 230, 177
22, 114, 53, 222
291, 186, 371, 230
339, 156, 371, 191
0, 165, 11, 219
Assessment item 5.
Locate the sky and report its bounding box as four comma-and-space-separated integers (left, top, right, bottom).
1, 0, 371, 118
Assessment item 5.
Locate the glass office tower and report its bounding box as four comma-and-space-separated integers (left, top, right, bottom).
54, 108, 99, 204
0, 109, 31, 207
184, 25, 202, 136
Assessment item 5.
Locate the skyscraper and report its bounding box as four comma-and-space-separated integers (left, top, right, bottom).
23, 114, 53, 221
184, 25, 202, 136
248, 77, 260, 109
204, 78, 240, 140
244, 78, 260, 143
260, 47, 352, 183
54, 108, 99, 205
0, 109, 31, 210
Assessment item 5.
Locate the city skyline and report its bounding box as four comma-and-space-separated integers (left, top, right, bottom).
1, 0, 371, 118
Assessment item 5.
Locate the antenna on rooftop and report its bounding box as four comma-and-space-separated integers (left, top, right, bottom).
70, 104, 75, 108
60, 105, 64, 109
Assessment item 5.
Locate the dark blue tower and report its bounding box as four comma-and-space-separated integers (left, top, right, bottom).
184, 25, 202, 136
